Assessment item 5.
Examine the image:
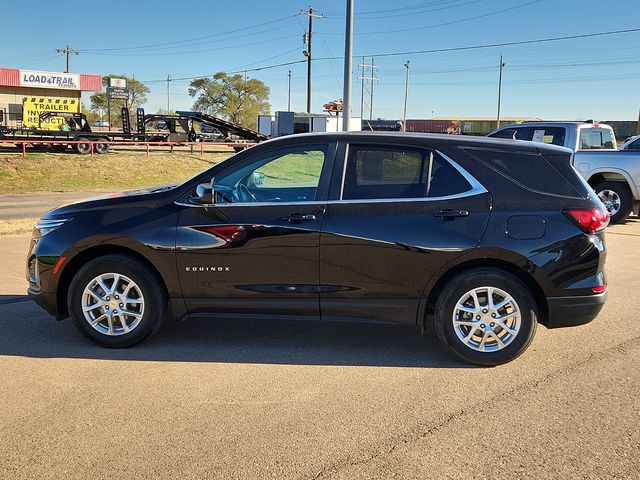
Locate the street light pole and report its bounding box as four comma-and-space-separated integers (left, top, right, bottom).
342, 0, 354, 131
496, 54, 505, 129
402, 60, 410, 132
287, 70, 292, 111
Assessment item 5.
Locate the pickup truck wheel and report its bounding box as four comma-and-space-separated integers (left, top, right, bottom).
595, 181, 631, 224
434, 268, 537, 366
72, 138, 91, 155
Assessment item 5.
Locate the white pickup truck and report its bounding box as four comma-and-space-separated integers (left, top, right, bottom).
488, 121, 640, 223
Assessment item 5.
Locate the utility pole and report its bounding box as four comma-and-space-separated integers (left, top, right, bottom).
637, 106, 640, 135
55, 45, 79, 73
301, 6, 324, 113
496, 54, 505, 128
402, 61, 411, 132
166, 74, 171, 112
287, 70, 292, 111
369, 57, 375, 121
342, 0, 354, 131
360, 57, 365, 119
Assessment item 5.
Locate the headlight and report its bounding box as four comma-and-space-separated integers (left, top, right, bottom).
34, 218, 71, 237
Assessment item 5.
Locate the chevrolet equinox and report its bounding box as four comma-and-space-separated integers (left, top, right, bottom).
27, 132, 609, 365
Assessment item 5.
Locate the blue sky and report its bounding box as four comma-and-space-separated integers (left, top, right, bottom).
2, 0, 639, 120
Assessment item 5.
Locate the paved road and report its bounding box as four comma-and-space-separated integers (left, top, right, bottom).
0, 223, 639, 479
0, 192, 105, 220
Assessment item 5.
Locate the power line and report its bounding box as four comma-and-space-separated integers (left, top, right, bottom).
82, 15, 297, 53
319, 0, 544, 35
139, 27, 640, 84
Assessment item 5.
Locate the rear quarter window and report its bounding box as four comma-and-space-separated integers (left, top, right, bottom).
463, 147, 581, 198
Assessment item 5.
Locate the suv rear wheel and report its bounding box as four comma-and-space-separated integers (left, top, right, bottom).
67, 254, 166, 347
434, 268, 538, 366
594, 181, 631, 224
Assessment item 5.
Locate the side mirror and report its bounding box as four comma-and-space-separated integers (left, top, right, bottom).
251, 171, 265, 186
192, 178, 215, 205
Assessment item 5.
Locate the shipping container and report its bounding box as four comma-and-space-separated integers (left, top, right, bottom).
405, 119, 460, 134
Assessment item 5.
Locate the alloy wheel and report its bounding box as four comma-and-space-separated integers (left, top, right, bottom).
452, 286, 521, 352
81, 273, 145, 336
598, 189, 621, 216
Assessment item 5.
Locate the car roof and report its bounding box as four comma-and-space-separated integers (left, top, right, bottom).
496, 121, 613, 129
264, 131, 573, 155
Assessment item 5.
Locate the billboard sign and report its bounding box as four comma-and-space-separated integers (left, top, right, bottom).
19, 70, 80, 90
107, 86, 129, 100
22, 97, 79, 130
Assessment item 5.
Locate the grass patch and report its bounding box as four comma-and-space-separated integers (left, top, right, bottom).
0, 149, 230, 194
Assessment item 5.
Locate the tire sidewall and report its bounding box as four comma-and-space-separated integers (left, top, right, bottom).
595, 181, 631, 224
435, 270, 537, 366
67, 255, 165, 348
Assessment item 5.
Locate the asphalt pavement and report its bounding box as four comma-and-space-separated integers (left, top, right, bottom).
0, 221, 638, 479
0, 192, 105, 220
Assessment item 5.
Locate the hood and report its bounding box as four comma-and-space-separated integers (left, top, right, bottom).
42, 184, 177, 218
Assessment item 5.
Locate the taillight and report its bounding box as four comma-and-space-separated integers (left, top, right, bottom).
564, 207, 609, 233
592, 284, 607, 294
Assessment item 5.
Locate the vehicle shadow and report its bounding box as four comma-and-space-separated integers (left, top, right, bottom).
0, 295, 470, 368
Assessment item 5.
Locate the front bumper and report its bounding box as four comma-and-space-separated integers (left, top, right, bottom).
545, 291, 607, 328
27, 286, 62, 319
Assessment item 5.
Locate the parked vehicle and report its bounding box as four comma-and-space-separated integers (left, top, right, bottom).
621, 135, 640, 151
92, 120, 110, 128
27, 132, 608, 365
488, 121, 640, 223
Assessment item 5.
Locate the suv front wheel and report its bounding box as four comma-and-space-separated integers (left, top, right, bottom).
67, 254, 166, 347
434, 268, 538, 366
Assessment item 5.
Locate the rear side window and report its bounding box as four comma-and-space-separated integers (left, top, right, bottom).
464, 148, 581, 198
342, 146, 472, 200
530, 127, 566, 146
579, 128, 615, 149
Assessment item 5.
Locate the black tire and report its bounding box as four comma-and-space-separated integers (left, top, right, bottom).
95, 141, 110, 154
594, 181, 632, 224
72, 137, 91, 155
434, 268, 538, 366
67, 254, 166, 348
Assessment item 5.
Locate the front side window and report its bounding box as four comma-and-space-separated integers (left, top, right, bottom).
579, 128, 616, 149
342, 146, 472, 200
213, 145, 327, 203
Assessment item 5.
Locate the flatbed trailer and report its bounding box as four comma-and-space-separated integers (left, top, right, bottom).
0, 107, 269, 154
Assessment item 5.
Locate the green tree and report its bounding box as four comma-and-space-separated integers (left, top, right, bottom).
188, 72, 270, 130
87, 75, 150, 128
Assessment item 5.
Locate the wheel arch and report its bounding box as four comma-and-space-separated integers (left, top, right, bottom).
56, 244, 168, 319
587, 170, 637, 198
420, 257, 549, 328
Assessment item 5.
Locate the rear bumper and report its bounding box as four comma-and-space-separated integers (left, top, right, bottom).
545, 291, 607, 328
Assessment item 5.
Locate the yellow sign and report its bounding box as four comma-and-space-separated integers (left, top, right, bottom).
22, 97, 79, 130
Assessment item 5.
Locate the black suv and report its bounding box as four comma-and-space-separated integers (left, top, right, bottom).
27, 132, 609, 365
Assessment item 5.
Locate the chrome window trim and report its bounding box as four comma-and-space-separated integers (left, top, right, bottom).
175, 148, 487, 208
338, 147, 486, 202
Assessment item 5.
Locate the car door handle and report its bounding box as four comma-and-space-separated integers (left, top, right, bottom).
285, 213, 316, 224
433, 209, 469, 219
